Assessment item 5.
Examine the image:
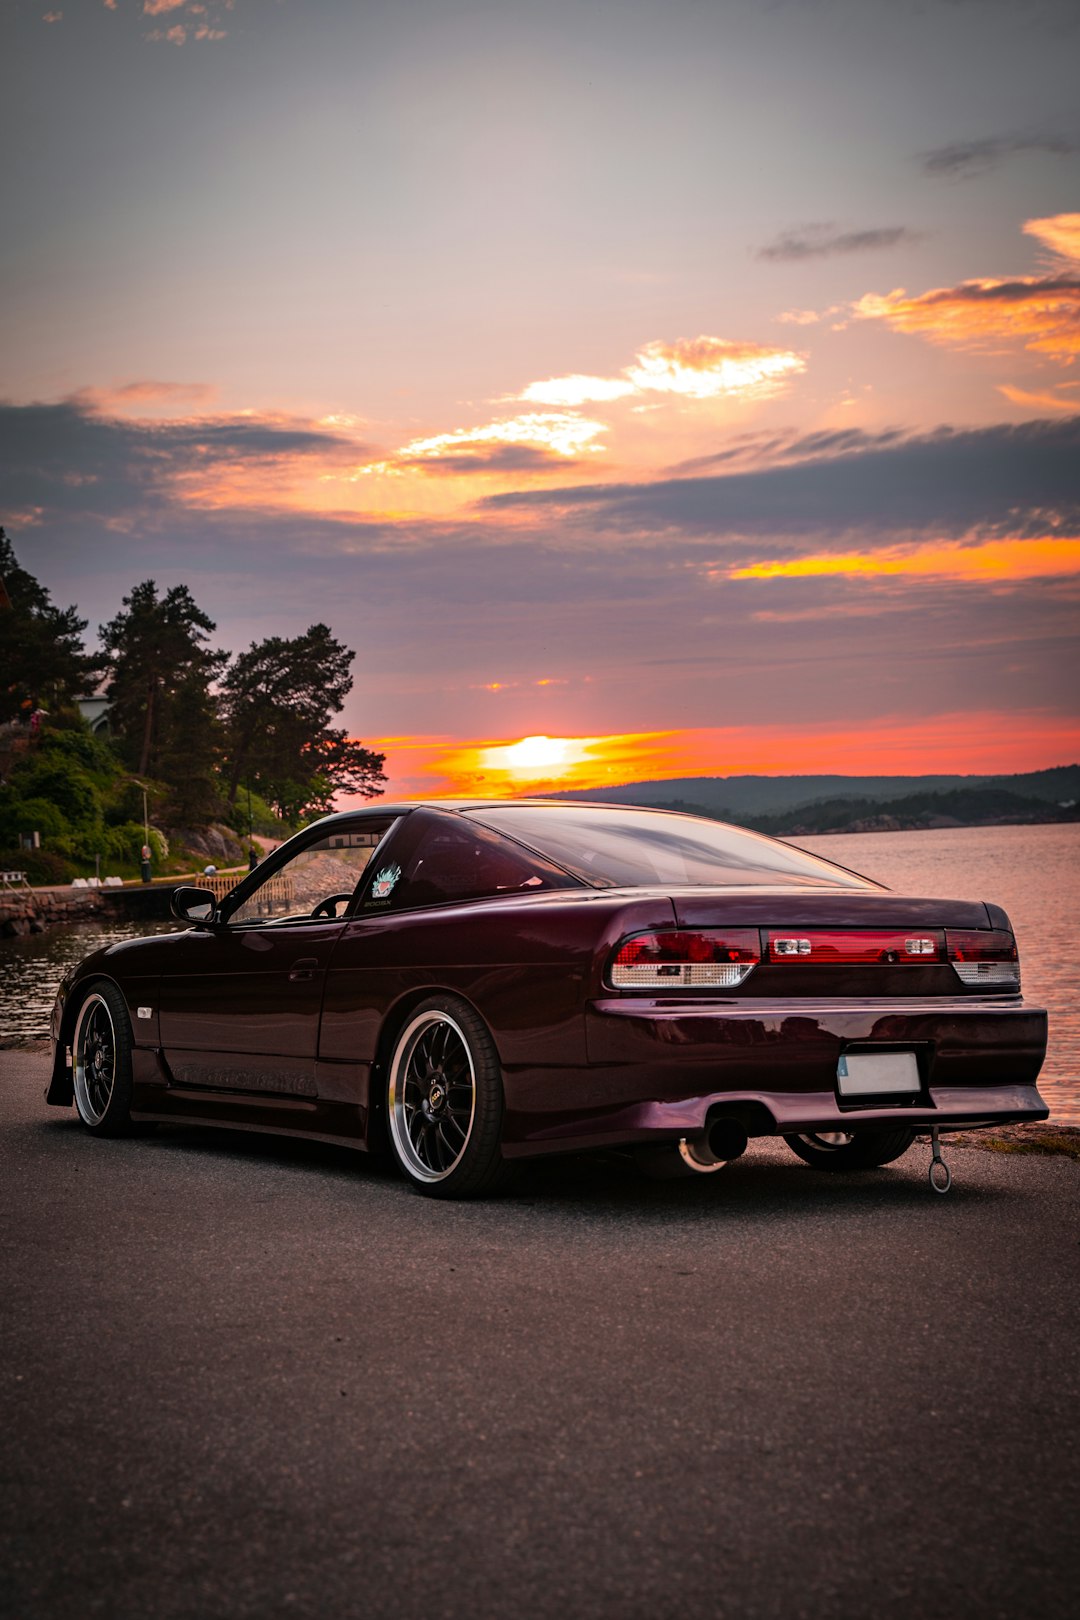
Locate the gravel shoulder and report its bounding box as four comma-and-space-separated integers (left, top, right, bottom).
2, 1049, 1077, 1620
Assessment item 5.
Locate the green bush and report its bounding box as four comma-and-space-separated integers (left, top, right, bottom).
0, 847, 76, 885
96, 822, 169, 868
0, 794, 74, 850
6, 758, 102, 829
36, 724, 119, 778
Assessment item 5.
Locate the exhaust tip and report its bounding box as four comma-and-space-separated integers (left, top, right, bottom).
706, 1119, 749, 1163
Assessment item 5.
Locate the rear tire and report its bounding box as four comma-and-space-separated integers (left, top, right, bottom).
784, 1128, 915, 1172
385, 996, 513, 1199
72, 982, 136, 1137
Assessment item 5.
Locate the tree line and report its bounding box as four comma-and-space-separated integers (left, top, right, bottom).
0, 529, 385, 873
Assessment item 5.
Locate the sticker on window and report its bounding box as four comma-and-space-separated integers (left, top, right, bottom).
370, 863, 401, 900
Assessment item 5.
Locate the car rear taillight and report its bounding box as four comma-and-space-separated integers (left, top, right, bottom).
946, 929, 1020, 990
609, 930, 760, 990
765, 929, 945, 964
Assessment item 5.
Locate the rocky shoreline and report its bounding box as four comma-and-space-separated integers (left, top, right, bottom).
0, 886, 104, 938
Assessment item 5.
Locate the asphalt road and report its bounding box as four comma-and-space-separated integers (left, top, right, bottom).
2, 1050, 1077, 1620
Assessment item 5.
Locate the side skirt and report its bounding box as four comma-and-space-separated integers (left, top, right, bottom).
130, 1084, 370, 1151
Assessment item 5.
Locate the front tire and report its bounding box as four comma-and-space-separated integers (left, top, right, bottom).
386, 996, 510, 1198
784, 1127, 915, 1172
72, 982, 136, 1136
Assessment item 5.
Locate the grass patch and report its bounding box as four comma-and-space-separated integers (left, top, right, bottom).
984, 1131, 1080, 1161
947, 1123, 1080, 1160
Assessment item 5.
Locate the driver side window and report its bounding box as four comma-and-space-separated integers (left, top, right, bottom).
227, 824, 395, 925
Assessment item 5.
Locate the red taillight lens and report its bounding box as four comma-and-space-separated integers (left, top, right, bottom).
610, 930, 760, 990
946, 929, 1020, 989
766, 929, 945, 964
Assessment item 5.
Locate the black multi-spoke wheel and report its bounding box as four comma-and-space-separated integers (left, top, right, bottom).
386, 996, 509, 1198
784, 1127, 915, 1171
72, 982, 135, 1136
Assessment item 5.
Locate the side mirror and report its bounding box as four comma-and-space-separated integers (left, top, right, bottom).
170, 885, 218, 924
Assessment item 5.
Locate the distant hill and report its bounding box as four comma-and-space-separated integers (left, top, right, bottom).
748, 787, 1079, 837
553, 765, 1080, 820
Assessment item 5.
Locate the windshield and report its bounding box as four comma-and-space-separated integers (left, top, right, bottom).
464, 805, 880, 891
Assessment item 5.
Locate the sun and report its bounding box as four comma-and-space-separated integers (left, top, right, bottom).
420, 729, 682, 798
491, 735, 576, 772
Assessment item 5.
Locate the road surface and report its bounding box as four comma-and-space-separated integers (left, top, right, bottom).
2, 1049, 1077, 1620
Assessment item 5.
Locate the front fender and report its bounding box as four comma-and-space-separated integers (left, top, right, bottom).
47, 970, 81, 1105
46, 968, 132, 1107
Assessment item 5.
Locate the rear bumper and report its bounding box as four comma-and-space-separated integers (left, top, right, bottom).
502, 994, 1048, 1155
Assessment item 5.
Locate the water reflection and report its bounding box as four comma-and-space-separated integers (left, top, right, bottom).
798, 822, 1080, 1126
0, 918, 182, 1045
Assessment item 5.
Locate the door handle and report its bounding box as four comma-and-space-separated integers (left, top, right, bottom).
289, 958, 319, 982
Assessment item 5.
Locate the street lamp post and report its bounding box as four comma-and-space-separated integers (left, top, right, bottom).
138, 782, 152, 884
247, 783, 258, 870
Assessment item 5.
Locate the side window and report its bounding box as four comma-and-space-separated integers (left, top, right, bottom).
361, 814, 575, 912
227, 823, 396, 925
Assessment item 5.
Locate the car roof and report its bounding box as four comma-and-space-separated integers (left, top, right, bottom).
310, 798, 675, 824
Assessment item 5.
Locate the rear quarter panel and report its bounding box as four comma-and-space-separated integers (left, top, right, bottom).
317, 890, 678, 1107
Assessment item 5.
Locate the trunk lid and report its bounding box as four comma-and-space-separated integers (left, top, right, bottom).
671, 888, 992, 931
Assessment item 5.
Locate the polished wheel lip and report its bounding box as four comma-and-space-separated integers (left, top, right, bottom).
388, 1010, 477, 1184
73, 992, 117, 1127
797, 1131, 856, 1149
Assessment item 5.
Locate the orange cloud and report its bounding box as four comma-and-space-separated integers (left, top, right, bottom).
997, 383, 1078, 412
1023, 213, 1080, 263
75, 380, 218, 417
855, 278, 1080, 360
626, 337, 805, 399
521, 335, 805, 407
59, 397, 375, 515
520, 375, 637, 406
368, 715, 1080, 801
856, 214, 1080, 362
725, 536, 1080, 584
143, 0, 229, 42
361, 412, 607, 476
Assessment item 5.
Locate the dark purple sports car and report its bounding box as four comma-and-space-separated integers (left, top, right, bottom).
48, 800, 1048, 1197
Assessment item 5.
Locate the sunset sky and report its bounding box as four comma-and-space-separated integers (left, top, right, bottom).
2, 0, 1079, 799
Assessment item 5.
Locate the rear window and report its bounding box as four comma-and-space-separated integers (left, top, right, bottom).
465, 805, 879, 891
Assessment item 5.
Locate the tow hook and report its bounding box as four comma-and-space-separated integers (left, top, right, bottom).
928, 1126, 953, 1195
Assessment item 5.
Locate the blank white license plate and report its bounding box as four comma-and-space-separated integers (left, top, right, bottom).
837, 1051, 920, 1097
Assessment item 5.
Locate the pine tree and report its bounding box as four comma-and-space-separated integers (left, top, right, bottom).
100, 582, 226, 798
220, 624, 384, 820
0, 529, 99, 722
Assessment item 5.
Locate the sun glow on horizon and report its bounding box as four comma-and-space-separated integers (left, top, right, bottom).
361, 715, 1080, 804
481, 735, 579, 772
